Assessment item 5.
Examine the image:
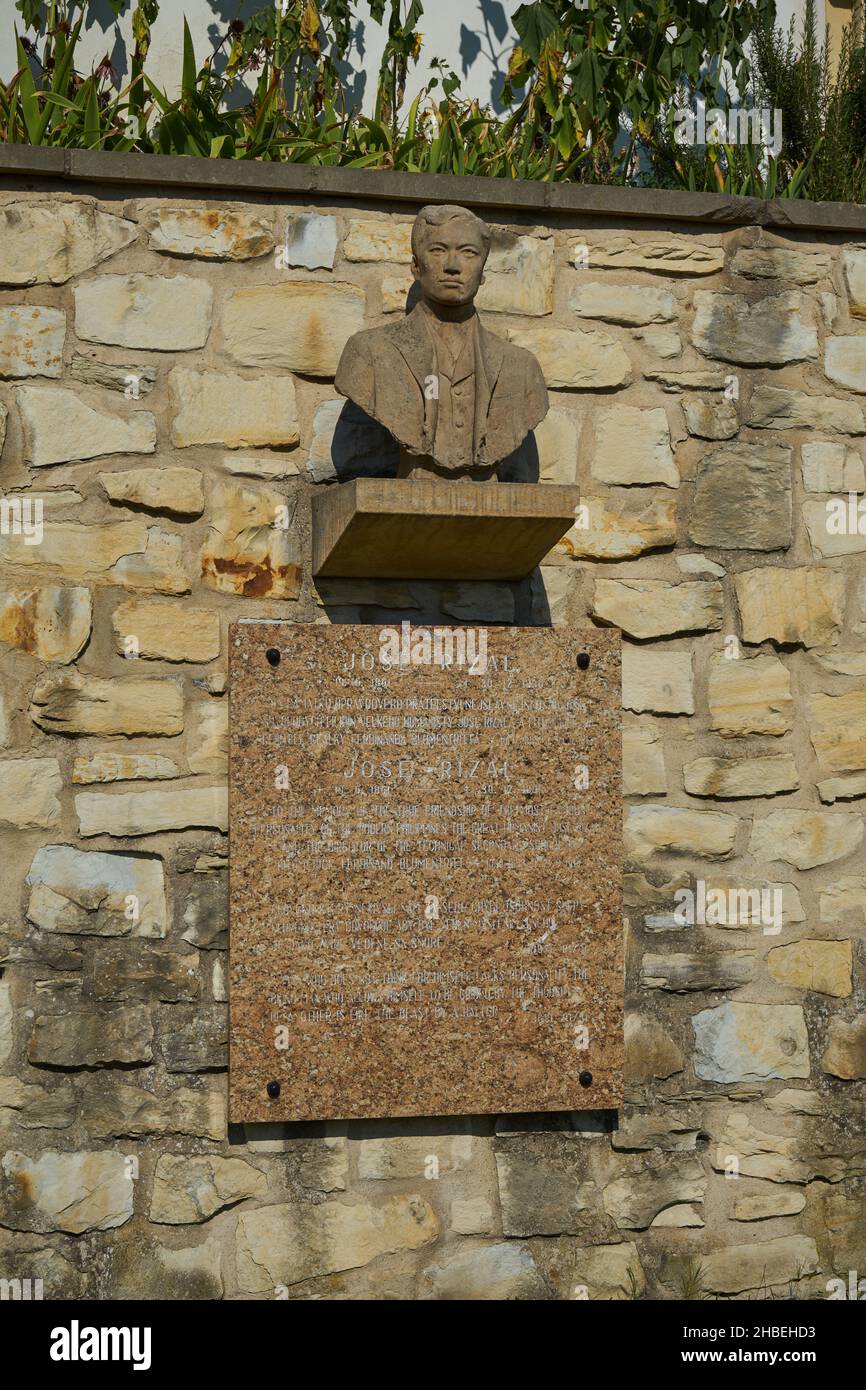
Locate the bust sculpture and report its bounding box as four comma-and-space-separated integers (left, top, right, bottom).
334, 204, 549, 481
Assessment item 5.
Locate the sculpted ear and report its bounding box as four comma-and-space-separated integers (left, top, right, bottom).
411, 254, 421, 284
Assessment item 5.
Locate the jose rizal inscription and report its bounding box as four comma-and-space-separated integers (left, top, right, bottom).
229, 623, 623, 1122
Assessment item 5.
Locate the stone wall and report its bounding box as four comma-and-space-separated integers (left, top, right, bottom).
1, 156, 864, 1301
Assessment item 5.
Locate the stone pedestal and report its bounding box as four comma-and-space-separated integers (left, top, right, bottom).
312, 478, 581, 581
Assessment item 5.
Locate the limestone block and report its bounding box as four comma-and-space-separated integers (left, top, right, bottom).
749, 810, 863, 869
746, 384, 865, 434
692, 289, 817, 364
169, 367, 299, 449
625, 805, 738, 858
683, 753, 799, 798
591, 406, 677, 487
622, 649, 694, 714
276, 212, 337, 269
570, 281, 676, 325
112, 598, 220, 663
222, 281, 366, 377
140, 203, 275, 260
74, 273, 213, 350
109, 526, 191, 595
593, 578, 722, 638
825, 336, 866, 393
16, 385, 156, 466
708, 652, 793, 736
150, 1154, 266, 1223
0, 1150, 134, 1233
736, 566, 845, 647
556, 493, 677, 560
201, 480, 301, 599
30, 670, 183, 736
692, 1001, 809, 1082
843, 249, 866, 318
0, 757, 62, 828
801, 441, 865, 492
768, 939, 852, 997
504, 325, 630, 389
689, 443, 792, 549
99, 467, 204, 516
72, 752, 179, 783
342, 218, 412, 262
578, 235, 723, 275
28, 1004, 154, 1068
0, 584, 91, 662
0, 201, 137, 286
236, 1197, 438, 1290
731, 245, 831, 283
26, 844, 166, 937
0, 305, 65, 377
477, 233, 554, 316
0, 518, 148, 578
75, 784, 228, 838
83, 1080, 225, 1141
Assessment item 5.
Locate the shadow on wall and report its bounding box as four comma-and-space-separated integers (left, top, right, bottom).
228, 1107, 614, 1148
69, 0, 516, 113
460, 0, 512, 114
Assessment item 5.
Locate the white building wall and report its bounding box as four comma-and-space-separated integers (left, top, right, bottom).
0, 0, 823, 104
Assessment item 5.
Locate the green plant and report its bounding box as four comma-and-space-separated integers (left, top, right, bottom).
501, 0, 760, 181
1, 0, 863, 204
1, 0, 142, 149
644, 0, 866, 201
752, 0, 866, 202
675, 1257, 708, 1300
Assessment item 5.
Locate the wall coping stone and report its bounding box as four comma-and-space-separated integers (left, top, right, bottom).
1, 144, 866, 232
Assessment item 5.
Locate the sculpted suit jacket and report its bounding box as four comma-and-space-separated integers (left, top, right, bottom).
334, 300, 549, 471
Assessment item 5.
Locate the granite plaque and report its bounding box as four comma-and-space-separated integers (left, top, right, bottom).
229, 623, 622, 1122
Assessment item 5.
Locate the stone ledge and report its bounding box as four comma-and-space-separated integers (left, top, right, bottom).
312, 478, 581, 581
1, 145, 866, 232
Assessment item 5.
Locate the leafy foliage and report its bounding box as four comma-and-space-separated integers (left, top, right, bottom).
751, 0, 866, 203
505, 0, 757, 182
0, 0, 863, 204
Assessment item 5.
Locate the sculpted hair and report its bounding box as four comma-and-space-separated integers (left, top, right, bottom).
411, 204, 491, 258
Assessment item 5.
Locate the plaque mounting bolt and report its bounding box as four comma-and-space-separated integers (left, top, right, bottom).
579, 1071, 593, 1088
266, 648, 281, 668
577, 652, 590, 670
266, 1080, 281, 1098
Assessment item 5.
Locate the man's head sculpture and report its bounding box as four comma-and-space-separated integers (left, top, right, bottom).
410, 203, 491, 312
334, 204, 548, 480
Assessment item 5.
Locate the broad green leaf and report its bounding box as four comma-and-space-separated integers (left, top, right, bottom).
181, 18, 196, 104
512, 2, 560, 61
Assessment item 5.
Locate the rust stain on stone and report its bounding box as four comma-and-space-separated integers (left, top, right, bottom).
10, 1168, 34, 1203
0, 602, 36, 653
205, 556, 302, 598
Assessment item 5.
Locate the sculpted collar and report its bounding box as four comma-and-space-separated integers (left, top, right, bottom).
389, 300, 505, 400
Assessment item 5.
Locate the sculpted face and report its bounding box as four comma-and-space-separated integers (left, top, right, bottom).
412, 215, 488, 308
